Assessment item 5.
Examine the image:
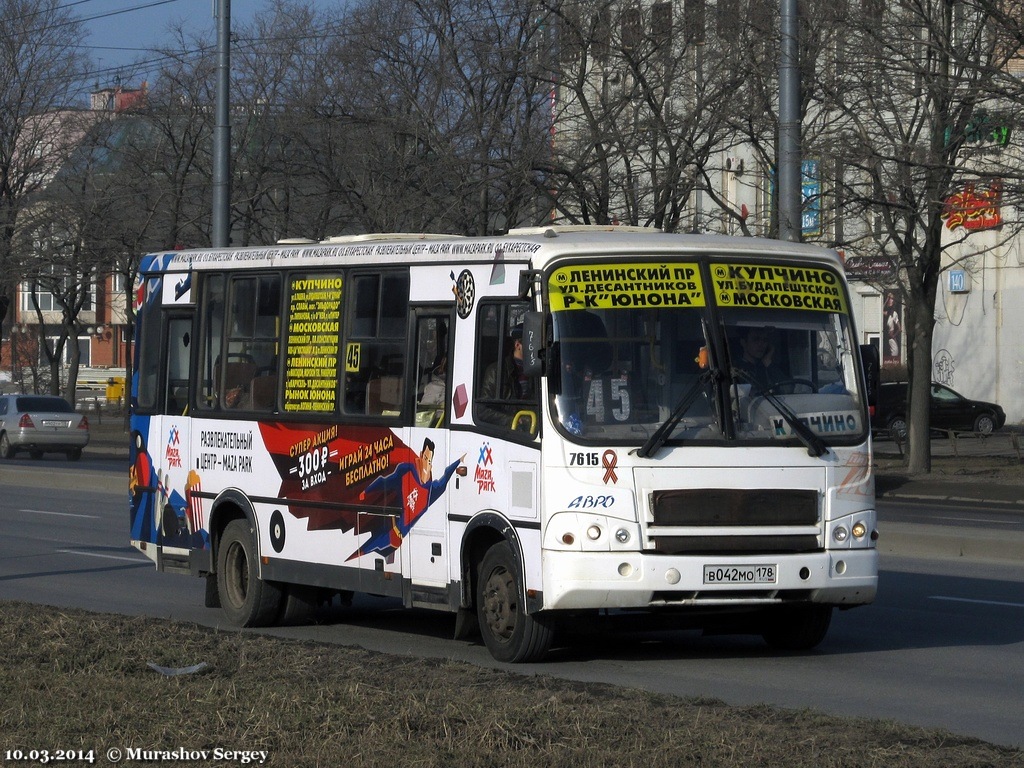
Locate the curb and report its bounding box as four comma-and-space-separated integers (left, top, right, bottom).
877, 488, 1024, 508
879, 522, 1024, 564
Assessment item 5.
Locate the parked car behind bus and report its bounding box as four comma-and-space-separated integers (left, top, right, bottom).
871, 382, 1006, 440
0, 395, 90, 460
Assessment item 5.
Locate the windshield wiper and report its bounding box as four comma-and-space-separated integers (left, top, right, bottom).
732, 369, 828, 457
636, 370, 714, 458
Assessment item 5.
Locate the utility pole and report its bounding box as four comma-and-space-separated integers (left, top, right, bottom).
212, 0, 231, 247
778, 0, 802, 242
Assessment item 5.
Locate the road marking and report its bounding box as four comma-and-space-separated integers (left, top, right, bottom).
930, 596, 1024, 609
21, 509, 99, 519
885, 494, 1023, 508
56, 549, 147, 563
929, 515, 1023, 526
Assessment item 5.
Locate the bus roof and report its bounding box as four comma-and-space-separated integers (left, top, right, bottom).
140, 228, 845, 275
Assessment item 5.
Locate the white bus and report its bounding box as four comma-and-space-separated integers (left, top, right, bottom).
129, 227, 878, 662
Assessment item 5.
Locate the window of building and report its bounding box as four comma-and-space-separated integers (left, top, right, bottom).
683, 0, 704, 44
19, 275, 94, 313
621, 7, 641, 51
652, 2, 673, 55
716, 0, 739, 38
43, 335, 91, 367
594, 6, 611, 59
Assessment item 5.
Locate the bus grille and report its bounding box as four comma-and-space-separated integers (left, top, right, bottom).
647, 488, 821, 554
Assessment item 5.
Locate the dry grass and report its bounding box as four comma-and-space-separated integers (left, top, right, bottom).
1, 601, 1020, 767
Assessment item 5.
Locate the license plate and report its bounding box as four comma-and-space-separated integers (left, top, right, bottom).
703, 564, 777, 585
42, 420, 69, 428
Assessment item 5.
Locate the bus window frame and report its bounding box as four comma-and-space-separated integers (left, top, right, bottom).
342, 269, 410, 421
408, 305, 455, 429
472, 299, 540, 443
134, 279, 165, 416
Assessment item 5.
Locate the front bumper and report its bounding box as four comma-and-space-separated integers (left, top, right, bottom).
541, 548, 877, 611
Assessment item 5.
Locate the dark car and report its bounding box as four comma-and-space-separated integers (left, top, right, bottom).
871, 381, 1006, 440
0, 394, 90, 460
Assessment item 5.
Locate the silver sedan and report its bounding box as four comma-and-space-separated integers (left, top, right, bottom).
0, 394, 90, 461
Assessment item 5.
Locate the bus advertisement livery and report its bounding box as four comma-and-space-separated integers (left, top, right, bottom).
129, 228, 878, 662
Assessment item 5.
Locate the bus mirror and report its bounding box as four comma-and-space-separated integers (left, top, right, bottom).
521, 311, 544, 377
518, 270, 543, 299
860, 344, 879, 407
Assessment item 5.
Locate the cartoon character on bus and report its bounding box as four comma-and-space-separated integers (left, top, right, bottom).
130, 427, 209, 549
354, 437, 465, 560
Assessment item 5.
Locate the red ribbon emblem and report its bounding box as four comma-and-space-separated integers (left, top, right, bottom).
602, 450, 618, 484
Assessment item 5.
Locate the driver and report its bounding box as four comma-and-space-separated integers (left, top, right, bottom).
734, 328, 785, 393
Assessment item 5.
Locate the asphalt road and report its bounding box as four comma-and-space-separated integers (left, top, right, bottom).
1, 460, 1022, 749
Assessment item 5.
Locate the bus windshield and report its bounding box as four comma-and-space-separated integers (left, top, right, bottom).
550, 303, 719, 442
546, 259, 868, 448
723, 307, 865, 446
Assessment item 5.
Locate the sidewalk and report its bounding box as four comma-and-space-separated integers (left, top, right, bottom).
874, 430, 1024, 506
84, 412, 130, 458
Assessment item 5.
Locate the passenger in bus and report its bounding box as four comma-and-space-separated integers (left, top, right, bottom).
420, 356, 447, 406
734, 328, 785, 393
478, 325, 536, 429
419, 321, 448, 407
216, 356, 258, 408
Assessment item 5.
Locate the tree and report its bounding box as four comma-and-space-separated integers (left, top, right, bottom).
809, 0, 1024, 473
231, 0, 329, 244
544, 0, 746, 231
0, 0, 89, 365
314, 0, 552, 235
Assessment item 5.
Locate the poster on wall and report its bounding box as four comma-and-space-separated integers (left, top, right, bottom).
882, 290, 902, 366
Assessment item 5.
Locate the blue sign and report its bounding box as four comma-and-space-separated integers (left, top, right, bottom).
802, 160, 821, 237
948, 269, 968, 293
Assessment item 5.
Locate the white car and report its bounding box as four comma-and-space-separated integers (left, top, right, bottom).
0, 395, 90, 460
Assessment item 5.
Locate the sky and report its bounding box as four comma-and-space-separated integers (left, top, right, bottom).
76, 0, 261, 91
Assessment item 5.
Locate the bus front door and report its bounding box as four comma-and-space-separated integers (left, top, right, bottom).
152, 315, 199, 549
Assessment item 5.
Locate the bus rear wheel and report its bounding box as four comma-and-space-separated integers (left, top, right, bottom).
761, 604, 833, 651
217, 518, 283, 627
476, 542, 554, 663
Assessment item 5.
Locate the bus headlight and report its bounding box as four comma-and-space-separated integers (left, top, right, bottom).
852, 521, 867, 540
586, 524, 602, 541
832, 526, 849, 543
615, 528, 630, 544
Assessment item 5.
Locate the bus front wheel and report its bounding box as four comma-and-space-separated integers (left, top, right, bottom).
217, 518, 283, 627
476, 542, 554, 663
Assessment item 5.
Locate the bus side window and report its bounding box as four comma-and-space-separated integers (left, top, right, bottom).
343, 272, 409, 418
135, 278, 164, 412
196, 274, 225, 410
414, 314, 449, 427
164, 317, 193, 415
223, 275, 281, 411
473, 302, 539, 436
